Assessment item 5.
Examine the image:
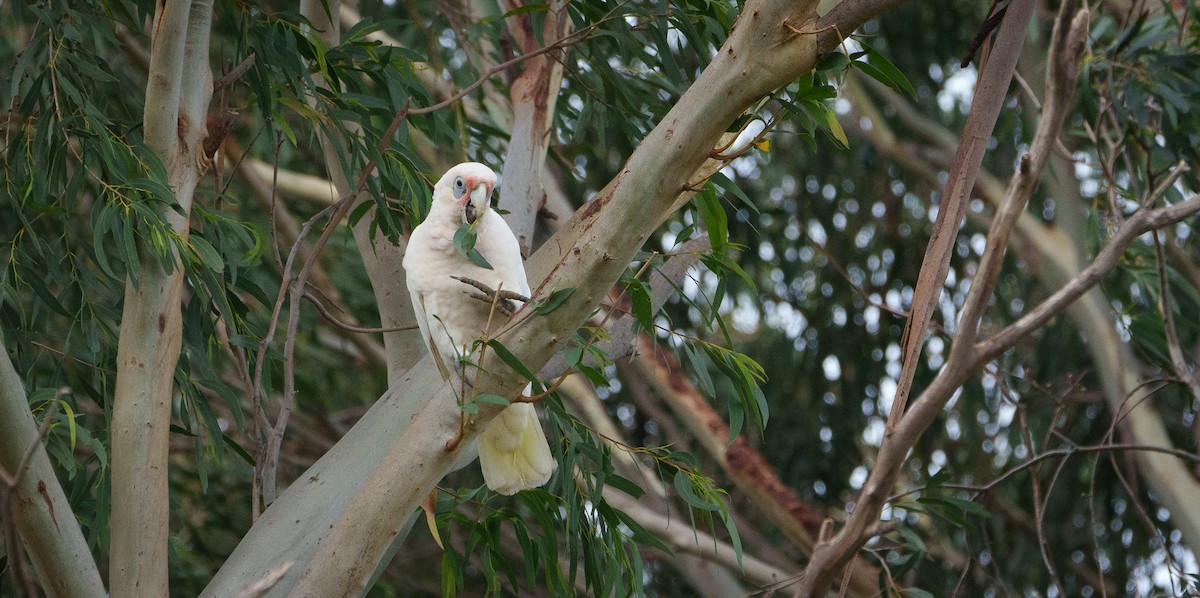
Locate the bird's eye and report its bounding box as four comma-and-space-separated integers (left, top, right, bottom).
452, 176, 466, 199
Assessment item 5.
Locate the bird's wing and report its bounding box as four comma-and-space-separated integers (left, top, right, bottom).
410, 288, 452, 381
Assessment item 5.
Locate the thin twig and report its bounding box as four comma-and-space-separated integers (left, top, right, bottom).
303, 291, 420, 334
976, 195, 1200, 362
213, 53, 257, 91
889, 442, 1200, 502
1019, 407, 1068, 596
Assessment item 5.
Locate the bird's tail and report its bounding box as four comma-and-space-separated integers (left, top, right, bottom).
478, 396, 556, 495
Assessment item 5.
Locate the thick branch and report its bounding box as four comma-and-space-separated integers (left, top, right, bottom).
0, 347, 106, 598
538, 237, 709, 379
815, 0, 908, 54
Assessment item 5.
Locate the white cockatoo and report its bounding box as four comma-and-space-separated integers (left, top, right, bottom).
403, 162, 556, 495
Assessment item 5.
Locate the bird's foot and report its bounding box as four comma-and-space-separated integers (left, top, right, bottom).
451, 276, 528, 316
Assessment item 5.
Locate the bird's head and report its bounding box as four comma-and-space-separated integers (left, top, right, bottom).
432, 162, 497, 226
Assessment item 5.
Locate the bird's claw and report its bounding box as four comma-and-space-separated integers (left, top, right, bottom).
452, 276, 528, 316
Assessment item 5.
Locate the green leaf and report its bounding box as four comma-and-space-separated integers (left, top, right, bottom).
57, 400, 77, 450
721, 506, 744, 569
441, 549, 462, 597
674, 471, 719, 512
682, 345, 715, 396
453, 222, 493, 270
221, 435, 255, 466
534, 287, 575, 315
816, 51, 849, 73
611, 507, 672, 554
626, 279, 653, 331
562, 345, 584, 367
824, 107, 849, 148
473, 393, 511, 406
857, 44, 917, 99
711, 171, 758, 213
606, 474, 645, 499
899, 525, 928, 555
695, 188, 728, 256
486, 339, 537, 383
190, 235, 225, 272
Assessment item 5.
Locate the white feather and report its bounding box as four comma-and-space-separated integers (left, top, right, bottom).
403, 162, 557, 495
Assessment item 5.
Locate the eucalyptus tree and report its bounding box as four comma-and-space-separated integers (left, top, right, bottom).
2, 0, 1199, 597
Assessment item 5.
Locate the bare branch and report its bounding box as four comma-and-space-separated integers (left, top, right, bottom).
977, 195, 1200, 362
886, 0, 1037, 431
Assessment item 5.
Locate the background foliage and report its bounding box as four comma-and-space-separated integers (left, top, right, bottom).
2, 0, 1199, 596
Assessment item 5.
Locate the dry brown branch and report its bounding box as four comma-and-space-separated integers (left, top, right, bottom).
886, 0, 1038, 431
632, 335, 883, 596
794, 2, 1081, 593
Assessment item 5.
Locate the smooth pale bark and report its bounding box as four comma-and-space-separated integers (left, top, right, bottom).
0, 344, 106, 598
498, 0, 570, 254
199, 362, 443, 597
109, 1, 213, 596
201, 237, 707, 596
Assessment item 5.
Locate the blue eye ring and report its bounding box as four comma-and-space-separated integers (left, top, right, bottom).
453, 176, 467, 199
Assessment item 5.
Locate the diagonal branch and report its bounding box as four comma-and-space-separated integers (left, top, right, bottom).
0, 347, 105, 598
206, 1, 905, 594
886, 0, 1037, 428
976, 194, 1200, 362
630, 335, 884, 597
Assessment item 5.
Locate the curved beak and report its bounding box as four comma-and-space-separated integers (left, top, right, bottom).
463, 182, 492, 226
